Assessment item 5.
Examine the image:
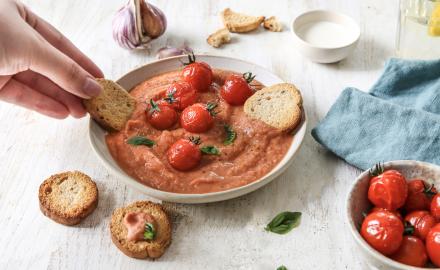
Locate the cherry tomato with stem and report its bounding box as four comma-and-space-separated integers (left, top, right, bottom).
426, 223, 440, 267
146, 99, 178, 130
404, 179, 436, 212
220, 72, 255, 106
164, 81, 198, 110
180, 102, 217, 133
368, 164, 408, 211
390, 236, 428, 267
404, 210, 436, 240
181, 53, 213, 92
361, 211, 404, 255
167, 136, 202, 171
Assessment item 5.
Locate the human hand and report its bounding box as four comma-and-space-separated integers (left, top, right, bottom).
0, 0, 104, 119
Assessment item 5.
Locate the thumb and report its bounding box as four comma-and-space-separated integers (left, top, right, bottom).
29, 36, 102, 99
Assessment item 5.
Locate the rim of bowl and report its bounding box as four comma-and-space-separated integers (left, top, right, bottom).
345, 160, 440, 270
290, 9, 361, 50
88, 54, 307, 202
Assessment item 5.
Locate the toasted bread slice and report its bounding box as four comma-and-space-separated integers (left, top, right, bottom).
83, 79, 136, 131
263, 16, 283, 32
207, 28, 231, 48
39, 171, 98, 226
221, 8, 265, 33
244, 83, 303, 131
110, 201, 172, 259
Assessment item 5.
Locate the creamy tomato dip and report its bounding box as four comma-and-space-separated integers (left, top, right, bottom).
106, 69, 293, 194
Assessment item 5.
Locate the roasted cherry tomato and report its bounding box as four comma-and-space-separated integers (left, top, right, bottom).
146, 99, 178, 130
164, 81, 198, 110
181, 53, 213, 92
361, 211, 404, 255
426, 223, 440, 267
368, 168, 408, 211
370, 207, 403, 221
430, 194, 440, 221
180, 103, 217, 133
220, 72, 255, 106
390, 236, 428, 267
404, 211, 436, 240
404, 179, 436, 212
167, 137, 201, 171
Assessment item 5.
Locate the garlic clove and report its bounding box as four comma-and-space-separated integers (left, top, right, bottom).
157, 45, 193, 59
113, 0, 167, 50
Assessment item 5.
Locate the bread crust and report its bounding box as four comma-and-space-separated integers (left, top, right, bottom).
244, 83, 303, 131
38, 171, 98, 226
109, 201, 172, 259
83, 78, 136, 131
221, 8, 264, 33
207, 28, 231, 48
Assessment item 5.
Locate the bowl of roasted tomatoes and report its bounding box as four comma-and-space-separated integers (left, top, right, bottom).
347, 160, 440, 269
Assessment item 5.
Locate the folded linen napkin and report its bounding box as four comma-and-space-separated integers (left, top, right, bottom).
311, 58, 440, 170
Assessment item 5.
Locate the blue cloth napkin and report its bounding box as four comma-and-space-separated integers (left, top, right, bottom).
311, 58, 440, 170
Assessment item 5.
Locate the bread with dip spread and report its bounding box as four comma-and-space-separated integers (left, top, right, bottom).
244, 83, 303, 131
221, 8, 265, 33
110, 201, 172, 259
38, 171, 98, 226
83, 78, 136, 131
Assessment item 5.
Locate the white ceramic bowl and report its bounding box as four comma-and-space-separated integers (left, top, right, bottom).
346, 160, 440, 270
89, 55, 307, 204
291, 10, 360, 63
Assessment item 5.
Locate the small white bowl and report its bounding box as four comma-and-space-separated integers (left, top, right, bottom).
291, 10, 360, 63
88, 55, 307, 204
346, 160, 440, 270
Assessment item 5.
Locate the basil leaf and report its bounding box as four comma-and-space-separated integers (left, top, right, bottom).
277, 266, 288, 270
265, 211, 301, 235
200, 145, 220, 155
143, 223, 156, 240
127, 136, 155, 147
223, 124, 236, 145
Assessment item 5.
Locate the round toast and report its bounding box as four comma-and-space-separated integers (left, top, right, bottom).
38, 171, 98, 226
110, 201, 172, 259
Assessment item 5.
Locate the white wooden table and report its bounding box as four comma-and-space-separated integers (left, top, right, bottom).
0, 0, 399, 269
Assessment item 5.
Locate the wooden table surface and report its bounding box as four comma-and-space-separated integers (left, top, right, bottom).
0, 0, 399, 269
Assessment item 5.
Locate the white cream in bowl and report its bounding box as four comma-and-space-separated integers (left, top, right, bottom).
291, 10, 360, 63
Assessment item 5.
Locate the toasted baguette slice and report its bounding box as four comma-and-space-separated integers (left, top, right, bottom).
244, 83, 303, 131
39, 171, 98, 226
110, 201, 172, 259
207, 28, 231, 48
83, 79, 136, 131
221, 8, 264, 33
263, 16, 283, 32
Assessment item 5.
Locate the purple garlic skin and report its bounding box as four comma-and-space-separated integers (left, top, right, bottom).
157, 45, 193, 59
112, 0, 167, 50
112, 3, 139, 49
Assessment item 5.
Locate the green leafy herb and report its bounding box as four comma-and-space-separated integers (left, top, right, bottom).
223, 124, 236, 145
200, 145, 220, 155
127, 136, 155, 147
206, 102, 218, 116
265, 211, 301, 235
276, 266, 288, 270
143, 222, 156, 240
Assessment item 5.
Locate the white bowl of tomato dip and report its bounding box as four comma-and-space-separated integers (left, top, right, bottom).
89, 55, 307, 203
346, 160, 440, 269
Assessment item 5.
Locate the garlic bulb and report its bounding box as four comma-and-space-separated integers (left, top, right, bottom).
157, 45, 193, 59
113, 0, 167, 49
